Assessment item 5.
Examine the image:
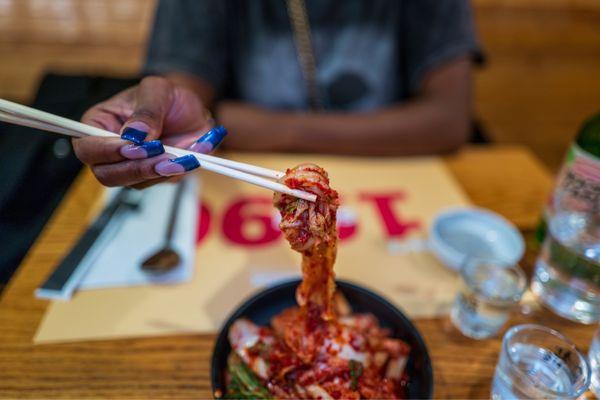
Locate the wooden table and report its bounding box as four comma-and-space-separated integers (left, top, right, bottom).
0, 145, 597, 399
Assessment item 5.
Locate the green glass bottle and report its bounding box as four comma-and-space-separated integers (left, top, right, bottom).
531, 112, 600, 324
535, 113, 600, 244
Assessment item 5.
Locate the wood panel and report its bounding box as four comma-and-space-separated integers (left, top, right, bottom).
1, 0, 600, 169
473, 0, 600, 169
0, 0, 154, 102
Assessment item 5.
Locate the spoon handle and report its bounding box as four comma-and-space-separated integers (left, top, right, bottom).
165, 180, 186, 245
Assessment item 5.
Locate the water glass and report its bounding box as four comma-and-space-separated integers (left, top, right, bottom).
590, 327, 600, 397
492, 324, 591, 400
451, 258, 526, 339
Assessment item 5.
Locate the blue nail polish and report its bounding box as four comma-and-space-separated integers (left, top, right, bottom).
196, 126, 228, 148
141, 140, 165, 157
171, 154, 200, 171
122, 127, 147, 145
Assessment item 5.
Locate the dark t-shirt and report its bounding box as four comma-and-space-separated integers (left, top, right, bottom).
145, 0, 481, 111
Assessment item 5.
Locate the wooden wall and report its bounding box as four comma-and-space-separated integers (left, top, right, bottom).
474, 0, 600, 168
0, 0, 152, 101
1, 0, 599, 170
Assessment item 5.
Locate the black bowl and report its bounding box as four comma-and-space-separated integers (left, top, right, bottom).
211, 279, 433, 399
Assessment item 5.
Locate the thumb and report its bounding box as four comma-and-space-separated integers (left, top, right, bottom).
120, 76, 174, 145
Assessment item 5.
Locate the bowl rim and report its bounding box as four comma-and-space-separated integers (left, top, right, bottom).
210, 278, 433, 399
428, 206, 525, 270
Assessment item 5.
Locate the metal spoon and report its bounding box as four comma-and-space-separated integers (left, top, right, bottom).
141, 181, 185, 273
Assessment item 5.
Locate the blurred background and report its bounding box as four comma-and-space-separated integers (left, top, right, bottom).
0, 0, 599, 288
1, 0, 600, 170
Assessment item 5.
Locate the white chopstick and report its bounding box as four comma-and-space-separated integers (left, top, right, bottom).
0, 99, 315, 202
0, 111, 79, 137
0, 99, 284, 180
2, 109, 285, 181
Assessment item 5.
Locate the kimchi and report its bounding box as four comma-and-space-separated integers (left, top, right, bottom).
274, 163, 340, 320
222, 163, 411, 399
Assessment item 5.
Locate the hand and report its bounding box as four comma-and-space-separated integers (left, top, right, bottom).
73, 76, 225, 188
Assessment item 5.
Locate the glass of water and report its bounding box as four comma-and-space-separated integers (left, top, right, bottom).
451, 258, 526, 339
492, 324, 591, 400
590, 327, 600, 397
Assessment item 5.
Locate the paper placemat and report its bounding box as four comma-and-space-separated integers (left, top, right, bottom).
78, 178, 198, 289
35, 154, 468, 343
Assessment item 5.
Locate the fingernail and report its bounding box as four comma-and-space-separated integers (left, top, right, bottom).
189, 126, 228, 153
120, 140, 165, 160
155, 154, 200, 176
121, 121, 150, 144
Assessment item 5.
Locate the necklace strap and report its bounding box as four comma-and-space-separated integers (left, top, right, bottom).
286, 0, 322, 111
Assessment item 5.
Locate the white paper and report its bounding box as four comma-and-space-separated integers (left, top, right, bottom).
77, 177, 198, 290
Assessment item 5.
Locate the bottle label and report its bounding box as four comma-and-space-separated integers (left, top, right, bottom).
555, 144, 600, 214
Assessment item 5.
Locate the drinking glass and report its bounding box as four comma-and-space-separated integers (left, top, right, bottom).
590, 327, 600, 396
451, 258, 526, 339
492, 324, 591, 400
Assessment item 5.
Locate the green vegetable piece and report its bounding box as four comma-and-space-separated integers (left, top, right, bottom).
349, 360, 364, 391
225, 353, 272, 399
285, 202, 297, 214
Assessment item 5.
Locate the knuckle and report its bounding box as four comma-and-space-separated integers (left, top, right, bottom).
130, 161, 155, 182
140, 160, 159, 180
99, 140, 118, 160
71, 138, 92, 163
80, 109, 95, 124
80, 103, 103, 123
131, 108, 158, 121
71, 138, 83, 154
129, 163, 145, 182
72, 137, 119, 165
141, 75, 171, 91
93, 168, 115, 187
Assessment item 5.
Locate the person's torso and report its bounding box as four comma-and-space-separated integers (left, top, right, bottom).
227, 0, 404, 111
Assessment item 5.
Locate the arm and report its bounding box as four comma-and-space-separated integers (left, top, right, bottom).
218, 57, 472, 156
